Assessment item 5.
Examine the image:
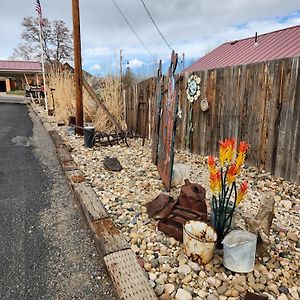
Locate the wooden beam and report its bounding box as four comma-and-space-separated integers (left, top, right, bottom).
72, 0, 84, 135
82, 79, 123, 131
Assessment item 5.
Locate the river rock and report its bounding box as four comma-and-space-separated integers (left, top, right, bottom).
217, 283, 229, 295
278, 294, 288, 300
207, 294, 218, 300
155, 284, 165, 296
178, 264, 191, 276
175, 288, 192, 300
164, 283, 175, 295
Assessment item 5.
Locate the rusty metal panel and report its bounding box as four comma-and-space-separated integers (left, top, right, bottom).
151, 60, 164, 164
157, 51, 179, 191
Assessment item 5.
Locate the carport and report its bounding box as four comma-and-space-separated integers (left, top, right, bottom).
0, 60, 42, 92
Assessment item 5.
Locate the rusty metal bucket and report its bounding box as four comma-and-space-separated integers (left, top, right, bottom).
183, 221, 217, 264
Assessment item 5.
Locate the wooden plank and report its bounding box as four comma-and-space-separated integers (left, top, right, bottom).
274, 59, 292, 177
175, 75, 185, 149
180, 75, 188, 150
264, 60, 281, 173
49, 130, 65, 147
104, 249, 156, 300
259, 61, 274, 170
200, 70, 209, 155
191, 72, 201, 154
61, 160, 78, 172
151, 74, 163, 164
231, 65, 241, 141
289, 58, 300, 183
270, 60, 285, 174
157, 59, 179, 191
74, 182, 109, 220
92, 218, 130, 256
244, 63, 257, 166
238, 65, 249, 142
56, 146, 73, 163
254, 62, 268, 169
281, 58, 299, 180
214, 68, 224, 153
208, 69, 217, 155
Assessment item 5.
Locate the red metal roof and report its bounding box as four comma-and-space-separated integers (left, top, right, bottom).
0, 60, 41, 72
185, 25, 300, 73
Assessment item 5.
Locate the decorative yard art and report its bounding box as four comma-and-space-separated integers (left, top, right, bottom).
186, 74, 201, 103
208, 138, 249, 248
185, 74, 201, 151
151, 59, 164, 164
157, 51, 179, 191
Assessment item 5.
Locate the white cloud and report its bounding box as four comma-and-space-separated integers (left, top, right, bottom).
90, 64, 101, 71
85, 47, 111, 58
128, 58, 145, 68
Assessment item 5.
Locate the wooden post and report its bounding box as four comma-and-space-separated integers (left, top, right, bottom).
72, 0, 84, 135
5, 78, 11, 93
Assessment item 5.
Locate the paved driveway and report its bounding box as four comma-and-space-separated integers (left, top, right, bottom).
0, 102, 116, 299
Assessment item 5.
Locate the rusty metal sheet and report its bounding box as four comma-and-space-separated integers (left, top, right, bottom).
157, 51, 179, 191
151, 60, 164, 164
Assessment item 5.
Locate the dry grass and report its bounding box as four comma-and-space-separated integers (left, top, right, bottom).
47, 67, 126, 132
93, 75, 127, 132
47, 66, 97, 124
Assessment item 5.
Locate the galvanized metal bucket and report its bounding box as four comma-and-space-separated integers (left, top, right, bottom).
183, 221, 217, 264
223, 230, 257, 273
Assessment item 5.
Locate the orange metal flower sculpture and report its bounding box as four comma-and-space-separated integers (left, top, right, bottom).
208, 138, 249, 248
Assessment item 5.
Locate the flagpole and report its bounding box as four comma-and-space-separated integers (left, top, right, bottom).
38, 14, 48, 111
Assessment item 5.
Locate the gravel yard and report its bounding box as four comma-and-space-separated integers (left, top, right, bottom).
36, 106, 299, 300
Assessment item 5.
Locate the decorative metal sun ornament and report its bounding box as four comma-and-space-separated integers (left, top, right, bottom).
186, 74, 201, 102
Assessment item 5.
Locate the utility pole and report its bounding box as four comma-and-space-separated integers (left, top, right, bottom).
120, 49, 123, 93
120, 49, 126, 120
182, 53, 185, 71
72, 0, 84, 135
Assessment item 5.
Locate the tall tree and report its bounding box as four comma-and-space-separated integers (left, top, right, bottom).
11, 17, 73, 65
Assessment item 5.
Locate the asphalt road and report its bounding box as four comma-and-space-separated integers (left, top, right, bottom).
0, 98, 117, 299
0, 93, 29, 104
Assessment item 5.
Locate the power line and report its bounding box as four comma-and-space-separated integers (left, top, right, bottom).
112, 0, 157, 62
140, 0, 173, 52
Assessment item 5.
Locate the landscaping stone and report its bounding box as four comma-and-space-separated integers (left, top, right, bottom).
175, 288, 192, 300
34, 106, 300, 300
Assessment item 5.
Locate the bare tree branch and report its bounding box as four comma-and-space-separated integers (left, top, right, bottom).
12, 16, 73, 65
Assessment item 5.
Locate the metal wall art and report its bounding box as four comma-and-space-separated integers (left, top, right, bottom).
151, 60, 164, 164
187, 74, 201, 102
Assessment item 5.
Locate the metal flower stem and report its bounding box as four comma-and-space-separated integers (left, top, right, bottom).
223, 183, 237, 237
214, 167, 236, 248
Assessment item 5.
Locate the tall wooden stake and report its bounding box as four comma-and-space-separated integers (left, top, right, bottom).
72, 0, 84, 135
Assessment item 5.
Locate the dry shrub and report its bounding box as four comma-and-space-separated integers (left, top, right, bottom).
47, 66, 97, 123
93, 75, 127, 132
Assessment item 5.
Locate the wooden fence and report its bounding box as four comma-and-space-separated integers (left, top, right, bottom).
124, 57, 300, 184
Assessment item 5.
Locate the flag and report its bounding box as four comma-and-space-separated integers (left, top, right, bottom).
35, 0, 43, 23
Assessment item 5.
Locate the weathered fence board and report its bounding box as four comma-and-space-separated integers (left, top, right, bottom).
124, 56, 300, 184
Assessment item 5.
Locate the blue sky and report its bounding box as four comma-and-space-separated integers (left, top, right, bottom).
0, 1, 299, 77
